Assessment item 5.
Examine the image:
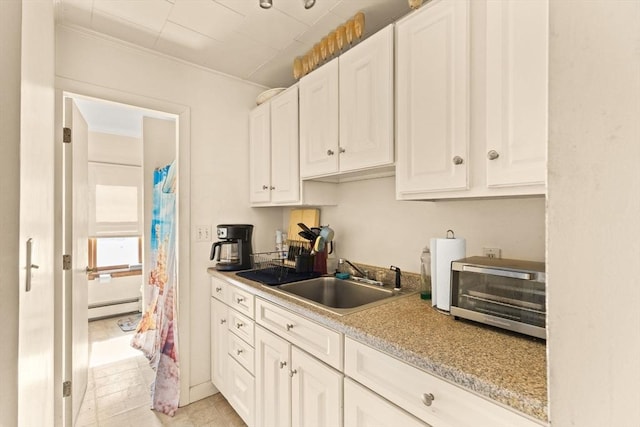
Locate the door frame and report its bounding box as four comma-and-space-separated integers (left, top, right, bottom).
53, 79, 192, 425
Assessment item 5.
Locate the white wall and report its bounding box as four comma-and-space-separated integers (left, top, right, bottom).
0, 0, 22, 424
89, 131, 142, 165
318, 177, 545, 272
55, 25, 284, 402
547, 1, 640, 425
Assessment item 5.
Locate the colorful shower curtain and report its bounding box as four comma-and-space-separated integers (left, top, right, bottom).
131, 161, 179, 416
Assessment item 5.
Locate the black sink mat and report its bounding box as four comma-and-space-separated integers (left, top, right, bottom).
236, 268, 320, 286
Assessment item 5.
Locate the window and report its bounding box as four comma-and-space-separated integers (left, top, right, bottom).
88, 236, 142, 280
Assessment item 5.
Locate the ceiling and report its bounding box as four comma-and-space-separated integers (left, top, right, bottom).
55, 0, 412, 88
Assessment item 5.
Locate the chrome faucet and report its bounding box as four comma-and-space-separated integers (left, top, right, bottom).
338, 258, 367, 278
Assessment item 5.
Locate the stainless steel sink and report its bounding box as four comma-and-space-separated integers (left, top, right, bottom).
275, 276, 413, 315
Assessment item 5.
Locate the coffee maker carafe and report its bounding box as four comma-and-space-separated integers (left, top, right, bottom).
210, 224, 253, 271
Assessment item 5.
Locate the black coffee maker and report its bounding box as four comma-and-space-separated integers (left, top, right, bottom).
210, 224, 253, 271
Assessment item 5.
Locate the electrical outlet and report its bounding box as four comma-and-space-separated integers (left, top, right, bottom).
195, 225, 211, 242
483, 247, 502, 259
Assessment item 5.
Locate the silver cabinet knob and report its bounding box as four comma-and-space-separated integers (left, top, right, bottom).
421, 393, 435, 406
270, 186, 275, 190
215, 286, 222, 293
236, 297, 245, 304
452, 156, 464, 165
236, 322, 244, 329
289, 369, 298, 377
286, 323, 294, 331
327, 149, 335, 156
262, 185, 269, 190
339, 147, 346, 153
220, 319, 227, 325
236, 349, 243, 355
279, 361, 287, 369
487, 150, 500, 160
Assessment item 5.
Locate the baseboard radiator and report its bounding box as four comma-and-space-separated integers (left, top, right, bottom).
89, 297, 141, 320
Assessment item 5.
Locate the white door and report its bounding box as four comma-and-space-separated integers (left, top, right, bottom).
270, 86, 300, 204
249, 102, 271, 203
396, 0, 470, 194
291, 347, 343, 427
299, 58, 339, 178
485, 0, 548, 187
255, 326, 291, 427
339, 25, 394, 172
63, 97, 90, 425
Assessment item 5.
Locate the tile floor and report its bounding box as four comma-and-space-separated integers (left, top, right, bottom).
77, 313, 246, 427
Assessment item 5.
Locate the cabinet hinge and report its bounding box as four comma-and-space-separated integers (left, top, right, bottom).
62, 254, 72, 271
63, 127, 71, 143
62, 381, 71, 398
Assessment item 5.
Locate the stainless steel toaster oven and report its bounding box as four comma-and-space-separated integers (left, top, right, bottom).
450, 257, 546, 339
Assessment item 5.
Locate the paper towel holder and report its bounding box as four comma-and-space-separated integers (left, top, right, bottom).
446, 229, 455, 239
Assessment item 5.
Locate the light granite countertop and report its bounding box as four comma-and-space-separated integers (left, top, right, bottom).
208, 268, 548, 424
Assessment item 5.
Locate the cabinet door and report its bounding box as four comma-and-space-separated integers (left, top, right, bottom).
255, 326, 292, 427
339, 25, 394, 172
396, 0, 470, 194
344, 378, 427, 427
211, 298, 229, 394
291, 347, 343, 427
270, 86, 301, 203
299, 58, 339, 178
486, 0, 547, 187
249, 102, 271, 203
227, 357, 255, 427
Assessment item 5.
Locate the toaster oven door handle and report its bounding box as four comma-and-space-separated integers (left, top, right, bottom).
462, 265, 533, 280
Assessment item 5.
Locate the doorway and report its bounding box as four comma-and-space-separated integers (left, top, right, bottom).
55, 92, 186, 426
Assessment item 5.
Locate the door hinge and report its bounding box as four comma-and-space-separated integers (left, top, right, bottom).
63, 127, 71, 143
62, 254, 72, 271
62, 381, 71, 398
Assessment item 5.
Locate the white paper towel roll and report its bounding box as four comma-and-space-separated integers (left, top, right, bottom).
430, 237, 466, 311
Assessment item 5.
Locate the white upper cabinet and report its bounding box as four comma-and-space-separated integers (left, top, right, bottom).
299, 59, 340, 178
339, 25, 394, 173
249, 101, 271, 203
395, 0, 470, 195
485, 0, 548, 187
270, 87, 301, 203
300, 26, 395, 180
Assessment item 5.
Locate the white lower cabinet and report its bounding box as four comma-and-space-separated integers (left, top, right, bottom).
210, 278, 256, 427
255, 298, 344, 427
344, 378, 427, 427
210, 298, 229, 395
345, 337, 542, 427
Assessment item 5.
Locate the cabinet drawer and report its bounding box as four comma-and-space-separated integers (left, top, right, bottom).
256, 298, 343, 370
228, 309, 254, 346
227, 285, 254, 318
228, 357, 255, 427
345, 338, 541, 427
344, 378, 427, 427
211, 276, 227, 302
229, 331, 254, 375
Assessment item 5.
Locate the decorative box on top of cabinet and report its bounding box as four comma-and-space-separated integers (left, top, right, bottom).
395, 0, 547, 200
299, 25, 394, 181
249, 86, 337, 207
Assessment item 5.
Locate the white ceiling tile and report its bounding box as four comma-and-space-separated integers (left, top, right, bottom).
214, 0, 259, 17
248, 39, 310, 87
168, 0, 244, 41
59, 0, 94, 27
93, 0, 173, 32
293, 10, 345, 45
155, 21, 224, 63
236, 7, 309, 50
274, 0, 341, 26
91, 10, 160, 49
